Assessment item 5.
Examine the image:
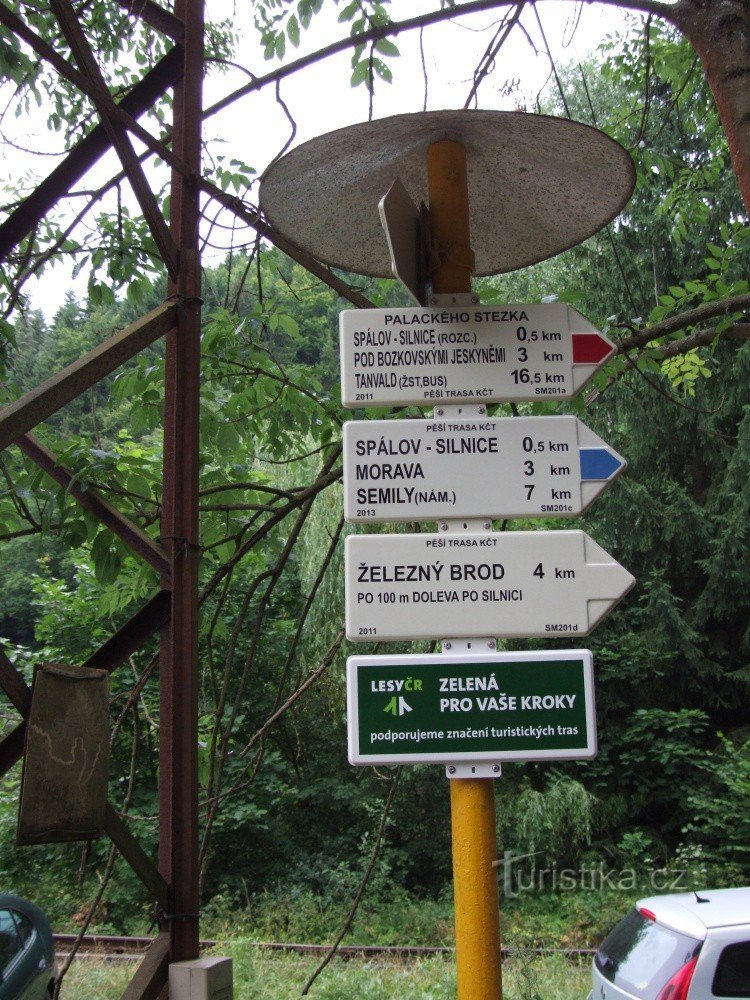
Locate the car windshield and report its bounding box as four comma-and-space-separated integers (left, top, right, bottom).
595, 909, 702, 997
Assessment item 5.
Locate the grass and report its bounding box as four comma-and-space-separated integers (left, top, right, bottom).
201, 885, 641, 952
58, 948, 591, 998
56, 887, 615, 996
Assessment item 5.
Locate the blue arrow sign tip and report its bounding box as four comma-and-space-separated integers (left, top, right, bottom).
579, 447, 623, 481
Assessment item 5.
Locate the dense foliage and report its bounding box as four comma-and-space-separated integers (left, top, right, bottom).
0, 10, 748, 944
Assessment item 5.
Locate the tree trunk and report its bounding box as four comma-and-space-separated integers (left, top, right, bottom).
674, 0, 750, 212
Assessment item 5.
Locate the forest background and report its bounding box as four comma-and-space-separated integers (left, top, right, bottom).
0, 0, 749, 976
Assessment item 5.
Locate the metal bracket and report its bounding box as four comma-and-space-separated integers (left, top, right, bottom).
432, 402, 488, 422
446, 761, 502, 779
441, 638, 496, 653
427, 292, 479, 306
437, 514, 495, 536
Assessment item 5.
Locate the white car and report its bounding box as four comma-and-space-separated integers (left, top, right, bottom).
589, 886, 750, 999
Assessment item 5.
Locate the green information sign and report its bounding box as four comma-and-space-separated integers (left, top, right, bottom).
347, 650, 596, 765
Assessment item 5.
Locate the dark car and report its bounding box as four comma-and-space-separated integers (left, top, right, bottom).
0, 894, 56, 999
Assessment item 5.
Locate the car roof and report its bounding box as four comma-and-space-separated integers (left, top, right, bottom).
637, 886, 750, 938
0, 893, 52, 931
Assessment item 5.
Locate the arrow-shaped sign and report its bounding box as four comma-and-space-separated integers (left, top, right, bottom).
579, 447, 623, 481
346, 529, 634, 641
340, 303, 615, 407
343, 415, 625, 522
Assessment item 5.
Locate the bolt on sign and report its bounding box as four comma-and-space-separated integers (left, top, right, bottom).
346, 529, 634, 641
347, 650, 596, 765
339, 304, 615, 408
343, 414, 625, 522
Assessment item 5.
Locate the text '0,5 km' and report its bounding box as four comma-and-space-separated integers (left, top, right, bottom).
345, 530, 635, 641
339, 304, 615, 407
347, 650, 597, 765
343, 414, 625, 521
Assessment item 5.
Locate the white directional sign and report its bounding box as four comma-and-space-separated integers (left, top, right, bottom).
345, 529, 634, 641
343, 415, 625, 522
340, 304, 615, 407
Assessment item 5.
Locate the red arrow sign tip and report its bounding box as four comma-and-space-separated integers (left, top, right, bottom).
572, 333, 613, 365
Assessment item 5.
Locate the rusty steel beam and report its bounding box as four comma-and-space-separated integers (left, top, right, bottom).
0, 301, 176, 453
113, 0, 185, 42
121, 932, 170, 1000
0, 2, 371, 316
50, 0, 180, 280
157, 0, 203, 972
104, 804, 170, 911
0, 46, 182, 264
0, 5, 194, 198
0, 722, 25, 779
0, 2, 195, 197
0, 649, 31, 716
83, 590, 171, 674
16, 433, 170, 578
0, 3, 193, 202
0, 1, 91, 94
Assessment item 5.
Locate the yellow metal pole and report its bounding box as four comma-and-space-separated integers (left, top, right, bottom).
450, 778, 503, 998
427, 140, 502, 1000
427, 140, 474, 296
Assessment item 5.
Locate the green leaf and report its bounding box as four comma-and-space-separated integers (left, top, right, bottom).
350, 60, 369, 87
373, 58, 392, 83
338, 1, 358, 22
277, 313, 299, 337
374, 38, 399, 57
287, 14, 300, 46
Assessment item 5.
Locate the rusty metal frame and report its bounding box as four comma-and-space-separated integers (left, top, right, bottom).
0, 1, 203, 995
51, 0, 180, 279
0, 301, 176, 450
0, 0, 375, 993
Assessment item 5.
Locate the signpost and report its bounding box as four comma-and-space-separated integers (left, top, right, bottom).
346, 529, 634, 641
343, 414, 625, 521
340, 304, 614, 407
347, 650, 596, 766
260, 112, 637, 1000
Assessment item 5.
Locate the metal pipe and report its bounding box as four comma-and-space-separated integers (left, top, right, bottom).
158, 0, 204, 975
427, 139, 502, 1000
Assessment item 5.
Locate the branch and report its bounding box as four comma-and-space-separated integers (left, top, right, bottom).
301, 768, 403, 996
199, 484, 323, 874
239, 626, 345, 761
463, 3, 526, 109
649, 322, 750, 358
197, 180, 375, 310
199, 455, 342, 604
204, 0, 678, 123
201, 626, 346, 812
111, 0, 184, 42
615, 293, 750, 351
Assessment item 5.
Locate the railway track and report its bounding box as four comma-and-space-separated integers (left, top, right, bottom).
53, 934, 595, 963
